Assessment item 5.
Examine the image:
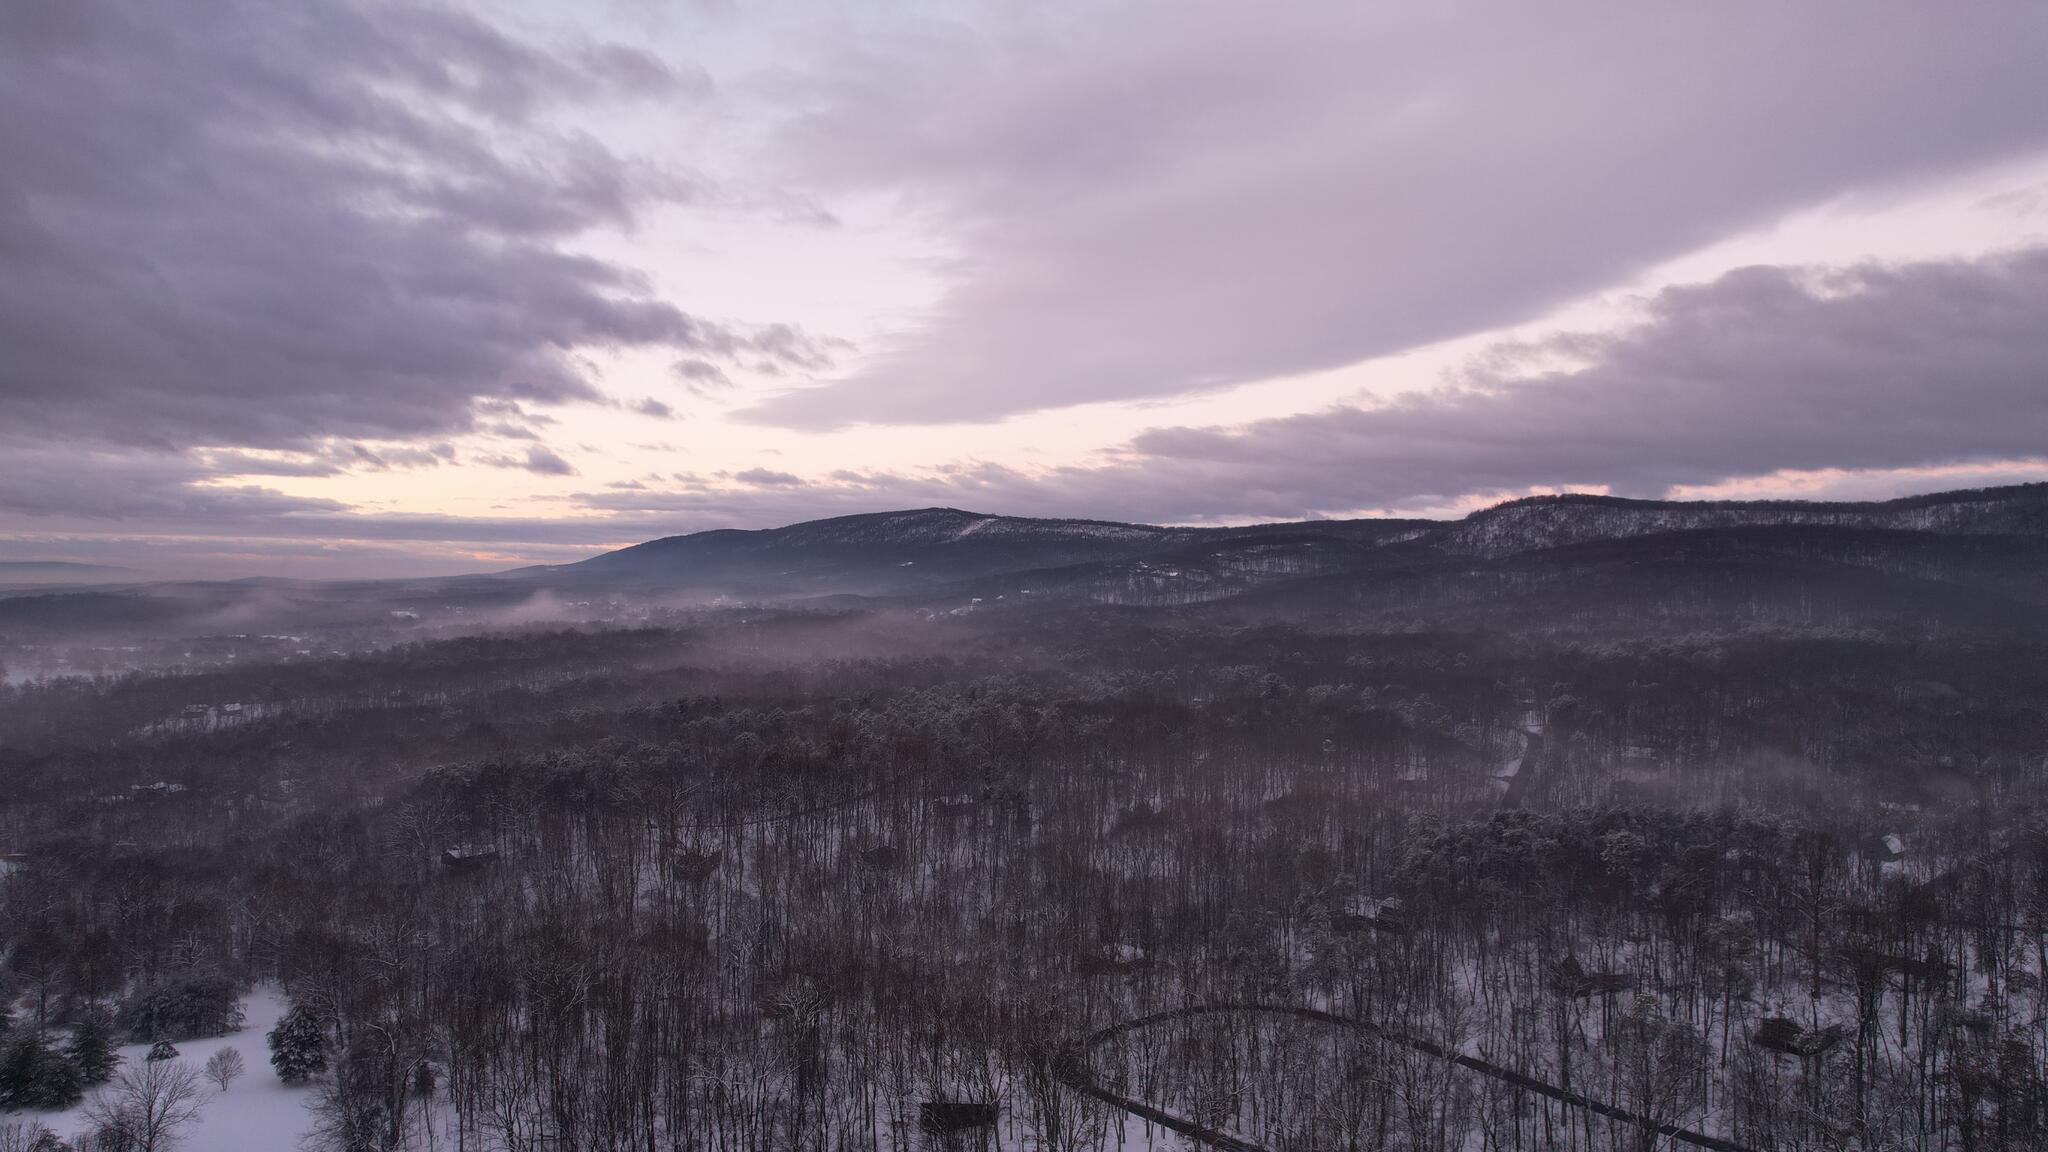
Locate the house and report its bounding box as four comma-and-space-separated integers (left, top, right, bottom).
1549, 955, 1635, 999
920, 1100, 998, 1133
1755, 1017, 1846, 1057
1080, 942, 1153, 976
442, 844, 499, 872
673, 849, 722, 883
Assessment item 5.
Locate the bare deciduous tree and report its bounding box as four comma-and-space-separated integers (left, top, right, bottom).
0, 1118, 58, 1152
203, 1047, 245, 1093
82, 1058, 209, 1152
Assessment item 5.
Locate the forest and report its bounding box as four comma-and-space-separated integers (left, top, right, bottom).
0, 586, 2044, 1151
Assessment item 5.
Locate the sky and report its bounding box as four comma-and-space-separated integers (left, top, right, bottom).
3, 1, 2047, 579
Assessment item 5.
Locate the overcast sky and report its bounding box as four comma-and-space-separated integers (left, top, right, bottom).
4, 0, 2047, 578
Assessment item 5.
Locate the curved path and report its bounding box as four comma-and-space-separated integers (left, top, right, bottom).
1054, 1003, 1751, 1152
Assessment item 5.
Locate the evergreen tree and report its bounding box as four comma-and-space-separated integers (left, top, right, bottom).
145, 1039, 179, 1062
67, 1008, 120, 1085
0, 1030, 84, 1110
115, 974, 244, 1042
267, 1002, 328, 1084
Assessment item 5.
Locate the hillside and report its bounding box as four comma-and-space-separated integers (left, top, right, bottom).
513, 483, 2048, 615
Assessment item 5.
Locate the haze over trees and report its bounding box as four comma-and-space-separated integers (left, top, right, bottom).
5, 486, 2048, 1149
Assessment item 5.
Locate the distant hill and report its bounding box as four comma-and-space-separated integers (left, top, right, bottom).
10, 484, 2048, 643
1437, 484, 2048, 556
0, 561, 136, 585
510, 507, 1429, 598
516, 484, 2048, 614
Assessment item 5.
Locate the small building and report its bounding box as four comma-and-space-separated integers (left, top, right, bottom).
1081, 943, 1153, 976
930, 794, 980, 818
1549, 955, 1635, 999
442, 844, 499, 872
674, 849, 722, 883
1333, 896, 1412, 936
920, 1100, 998, 1133
1754, 1017, 1846, 1058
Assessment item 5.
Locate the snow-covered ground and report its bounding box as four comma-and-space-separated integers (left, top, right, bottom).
31, 985, 316, 1151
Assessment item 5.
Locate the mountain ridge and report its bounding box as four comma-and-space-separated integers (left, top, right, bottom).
530, 482, 2048, 598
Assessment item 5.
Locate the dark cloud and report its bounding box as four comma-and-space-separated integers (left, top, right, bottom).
0, 442, 349, 523
0, 0, 774, 452
1102, 249, 2048, 517
634, 398, 677, 419
742, 1, 2048, 428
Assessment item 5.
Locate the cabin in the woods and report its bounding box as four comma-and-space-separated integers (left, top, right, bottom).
1755, 1016, 1847, 1057
442, 844, 499, 872
930, 793, 980, 818
1081, 942, 1153, 976
920, 1100, 998, 1133
673, 849, 722, 883
1549, 955, 1635, 999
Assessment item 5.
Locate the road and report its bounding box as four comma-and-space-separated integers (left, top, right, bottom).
1053, 1003, 1752, 1152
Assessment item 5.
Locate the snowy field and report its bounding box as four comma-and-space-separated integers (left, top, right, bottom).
32, 986, 316, 1151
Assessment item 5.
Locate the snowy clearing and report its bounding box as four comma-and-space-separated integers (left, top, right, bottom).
30, 986, 315, 1151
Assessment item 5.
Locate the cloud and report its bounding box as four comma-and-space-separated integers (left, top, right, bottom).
382, 444, 457, 469
0, 0, 787, 453
480, 445, 579, 477
0, 434, 691, 572
15, 231, 2045, 578
634, 397, 676, 419
524, 446, 578, 476
596, 247, 2048, 524
739, 1, 2048, 428
0, 441, 350, 523
672, 359, 733, 389
1100, 249, 2048, 516
13, 242, 2046, 576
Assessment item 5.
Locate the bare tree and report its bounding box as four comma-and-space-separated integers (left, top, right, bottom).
203, 1047, 245, 1093
82, 1058, 209, 1152
0, 1118, 58, 1152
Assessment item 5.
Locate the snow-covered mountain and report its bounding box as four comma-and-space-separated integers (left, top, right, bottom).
509, 484, 2048, 610
513, 507, 1425, 597
1439, 485, 2048, 557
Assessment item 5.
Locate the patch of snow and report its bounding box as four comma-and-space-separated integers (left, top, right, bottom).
36, 985, 316, 1152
